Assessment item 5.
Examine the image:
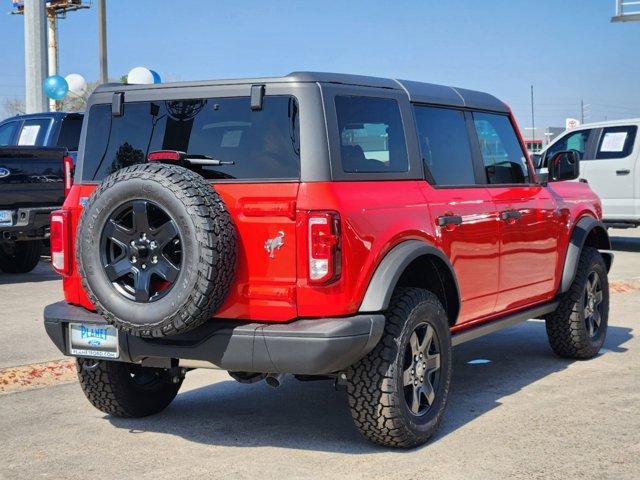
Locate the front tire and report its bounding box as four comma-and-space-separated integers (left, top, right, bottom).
76, 359, 182, 417
0, 240, 41, 273
346, 288, 452, 448
545, 247, 609, 359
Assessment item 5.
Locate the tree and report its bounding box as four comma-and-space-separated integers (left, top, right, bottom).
2, 98, 25, 117
61, 80, 100, 113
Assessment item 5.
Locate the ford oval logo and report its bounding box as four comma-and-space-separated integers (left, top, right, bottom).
0, 167, 10, 178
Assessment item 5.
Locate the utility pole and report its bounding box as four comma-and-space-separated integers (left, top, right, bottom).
23, 0, 48, 113
47, 10, 59, 111
530, 85, 535, 141
98, 0, 108, 84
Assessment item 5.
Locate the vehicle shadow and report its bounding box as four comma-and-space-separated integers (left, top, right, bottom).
108, 321, 632, 454
610, 236, 640, 253
0, 260, 59, 285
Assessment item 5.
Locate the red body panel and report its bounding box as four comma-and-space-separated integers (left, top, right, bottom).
60, 170, 602, 331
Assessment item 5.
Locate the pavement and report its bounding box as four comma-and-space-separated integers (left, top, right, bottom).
1, 229, 639, 479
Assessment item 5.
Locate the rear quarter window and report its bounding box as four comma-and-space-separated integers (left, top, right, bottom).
81, 96, 300, 182
56, 115, 83, 151
335, 96, 408, 174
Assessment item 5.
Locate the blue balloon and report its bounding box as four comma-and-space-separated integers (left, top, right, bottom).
150, 70, 161, 84
43, 75, 69, 100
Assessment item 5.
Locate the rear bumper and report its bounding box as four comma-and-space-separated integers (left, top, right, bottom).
44, 301, 385, 375
0, 206, 58, 240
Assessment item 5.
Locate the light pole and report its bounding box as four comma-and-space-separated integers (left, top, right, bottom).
47, 10, 59, 111
23, 0, 48, 113
98, 0, 108, 84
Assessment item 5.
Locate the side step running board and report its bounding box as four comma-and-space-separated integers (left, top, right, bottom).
451, 301, 558, 347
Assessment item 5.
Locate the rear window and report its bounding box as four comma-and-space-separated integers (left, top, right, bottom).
82, 96, 300, 182
17, 119, 50, 146
335, 96, 408, 173
56, 114, 83, 151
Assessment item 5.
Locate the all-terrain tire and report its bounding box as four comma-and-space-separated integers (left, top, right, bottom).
346, 288, 452, 448
545, 247, 609, 359
76, 358, 182, 417
0, 240, 41, 273
77, 163, 237, 338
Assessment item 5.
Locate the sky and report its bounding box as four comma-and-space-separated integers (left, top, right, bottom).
1, 0, 639, 132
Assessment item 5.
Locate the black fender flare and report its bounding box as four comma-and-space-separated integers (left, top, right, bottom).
358, 240, 461, 317
560, 216, 613, 293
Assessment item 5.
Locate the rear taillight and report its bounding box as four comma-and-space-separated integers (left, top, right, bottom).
50, 210, 69, 275
63, 155, 74, 197
308, 212, 341, 285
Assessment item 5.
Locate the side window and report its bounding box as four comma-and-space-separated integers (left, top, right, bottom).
17, 119, 50, 146
473, 112, 530, 185
413, 106, 475, 185
596, 126, 637, 159
335, 96, 408, 173
545, 129, 593, 162
0, 121, 18, 146
56, 115, 83, 151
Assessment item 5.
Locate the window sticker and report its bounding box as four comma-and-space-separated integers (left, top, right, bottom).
600, 131, 628, 153
17, 125, 41, 145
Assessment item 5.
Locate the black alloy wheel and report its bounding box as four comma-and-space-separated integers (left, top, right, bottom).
100, 199, 182, 303
583, 270, 604, 338
403, 322, 442, 416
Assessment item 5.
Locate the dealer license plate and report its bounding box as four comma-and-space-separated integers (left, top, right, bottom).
68, 323, 119, 359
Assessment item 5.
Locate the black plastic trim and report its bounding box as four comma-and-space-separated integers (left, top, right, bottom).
359, 240, 461, 315
43, 302, 385, 375
560, 216, 613, 293
451, 301, 558, 346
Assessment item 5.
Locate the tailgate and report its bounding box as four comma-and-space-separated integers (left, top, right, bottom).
0, 147, 65, 208
213, 182, 299, 321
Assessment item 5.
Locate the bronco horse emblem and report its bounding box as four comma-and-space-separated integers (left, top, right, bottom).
264, 231, 285, 258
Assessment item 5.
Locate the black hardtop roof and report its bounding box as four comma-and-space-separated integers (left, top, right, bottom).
93, 71, 509, 113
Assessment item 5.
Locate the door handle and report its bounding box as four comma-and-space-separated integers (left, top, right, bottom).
437, 215, 463, 227
500, 210, 522, 221
616, 169, 631, 176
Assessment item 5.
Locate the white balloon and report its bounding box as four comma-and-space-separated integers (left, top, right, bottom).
65, 73, 87, 98
127, 67, 155, 85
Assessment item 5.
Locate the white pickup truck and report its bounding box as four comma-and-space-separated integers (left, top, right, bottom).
538, 118, 640, 228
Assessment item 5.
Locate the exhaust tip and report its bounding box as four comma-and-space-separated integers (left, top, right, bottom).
265, 373, 285, 388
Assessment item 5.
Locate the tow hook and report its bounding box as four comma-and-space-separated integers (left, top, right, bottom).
81, 360, 101, 371
168, 367, 187, 384
334, 371, 348, 390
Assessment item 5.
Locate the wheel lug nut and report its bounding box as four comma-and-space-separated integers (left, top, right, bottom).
151, 255, 158, 264
420, 376, 424, 382
141, 264, 147, 270
419, 353, 423, 359
130, 240, 135, 246
131, 256, 137, 263
150, 241, 157, 249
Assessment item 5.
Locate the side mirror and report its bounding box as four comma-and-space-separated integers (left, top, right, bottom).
548, 150, 580, 182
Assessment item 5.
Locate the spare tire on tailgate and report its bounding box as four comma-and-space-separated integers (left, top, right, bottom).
77, 163, 237, 338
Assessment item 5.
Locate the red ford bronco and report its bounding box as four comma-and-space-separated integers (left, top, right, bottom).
44, 72, 612, 448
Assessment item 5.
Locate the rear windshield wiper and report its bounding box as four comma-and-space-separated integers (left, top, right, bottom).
185, 154, 235, 166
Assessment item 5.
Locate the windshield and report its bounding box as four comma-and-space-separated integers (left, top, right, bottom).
81, 96, 300, 182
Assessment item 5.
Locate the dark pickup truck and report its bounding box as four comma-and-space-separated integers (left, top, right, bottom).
0, 112, 82, 273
